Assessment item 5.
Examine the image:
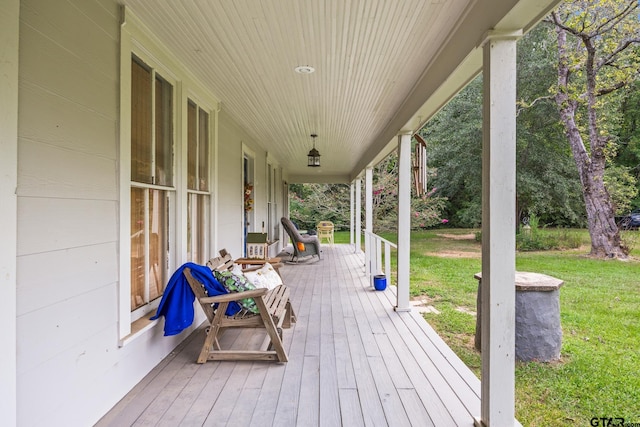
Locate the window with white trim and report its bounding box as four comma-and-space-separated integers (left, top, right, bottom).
130, 56, 175, 321
187, 99, 210, 264
120, 8, 220, 340
267, 162, 279, 242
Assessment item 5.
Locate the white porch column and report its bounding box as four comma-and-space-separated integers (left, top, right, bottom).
355, 177, 362, 253
396, 133, 412, 312
0, 1, 19, 425
475, 30, 521, 427
364, 167, 373, 282
350, 182, 355, 246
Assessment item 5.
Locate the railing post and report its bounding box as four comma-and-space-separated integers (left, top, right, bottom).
374, 238, 382, 275
384, 242, 391, 286
366, 232, 397, 292
350, 181, 355, 246
355, 178, 362, 254
364, 232, 371, 279
365, 167, 373, 283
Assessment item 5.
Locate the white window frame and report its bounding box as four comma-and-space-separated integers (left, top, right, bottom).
242, 143, 256, 234
185, 95, 214, 264
119, 8, 220, 343
266, 153, 280, 243
119, 12, 179, 340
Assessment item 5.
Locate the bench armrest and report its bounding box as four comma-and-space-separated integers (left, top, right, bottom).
200, 287, 268, 304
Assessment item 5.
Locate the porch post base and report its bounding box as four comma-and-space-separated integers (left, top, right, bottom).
473, 416, 523, 427
394, 306, 411, 312
473, 417, 486, 427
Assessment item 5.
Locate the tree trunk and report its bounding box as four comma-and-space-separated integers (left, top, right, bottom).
581, 162, 627, 258
554, 24, 628, 259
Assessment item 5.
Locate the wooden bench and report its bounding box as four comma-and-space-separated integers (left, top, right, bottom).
183, 252, 295, 363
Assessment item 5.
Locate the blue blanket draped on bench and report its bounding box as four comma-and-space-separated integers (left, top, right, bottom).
151, 262, 241, 336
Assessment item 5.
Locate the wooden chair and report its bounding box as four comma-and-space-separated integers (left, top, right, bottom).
182, 251, 295, 363
317, 221, 334, 245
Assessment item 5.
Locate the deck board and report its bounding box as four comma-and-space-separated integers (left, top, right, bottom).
96, 244, 483, 426
338, 388, 365, 427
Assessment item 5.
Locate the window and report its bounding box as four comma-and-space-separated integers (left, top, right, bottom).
120, 8, 220, 340
130, 56, 175, 320
267, 162, 278, 242
187, 100, 210, 264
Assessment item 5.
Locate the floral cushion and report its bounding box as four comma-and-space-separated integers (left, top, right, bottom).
242, 263, 283, 290
212, 269, 259, 314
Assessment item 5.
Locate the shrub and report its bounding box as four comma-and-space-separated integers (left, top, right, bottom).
516, 214, 582, 251
476, 215, 583, 251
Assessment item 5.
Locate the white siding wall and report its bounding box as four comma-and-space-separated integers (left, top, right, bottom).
15, 2, 282, 426
16, 1, 130, 425
1, 1, 19, 425
216, 109, 269, 258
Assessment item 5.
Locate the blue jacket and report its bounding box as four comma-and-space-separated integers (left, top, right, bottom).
151, 262, 241, 336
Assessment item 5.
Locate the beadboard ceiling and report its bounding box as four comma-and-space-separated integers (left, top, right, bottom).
122, 0, 559, 183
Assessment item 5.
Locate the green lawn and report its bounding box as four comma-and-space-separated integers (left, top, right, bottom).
336, 229, 640, 426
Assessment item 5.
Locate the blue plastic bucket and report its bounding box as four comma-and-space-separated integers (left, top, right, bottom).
373, 275, 387, 291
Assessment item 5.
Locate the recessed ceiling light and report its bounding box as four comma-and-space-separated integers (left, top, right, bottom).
294, 65, 315, 74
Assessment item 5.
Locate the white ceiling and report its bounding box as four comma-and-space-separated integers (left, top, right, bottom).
122, 0, 560, 183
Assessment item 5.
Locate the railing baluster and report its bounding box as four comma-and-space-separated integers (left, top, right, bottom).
364, 231, 397, 288
375, 238, 382, 274
384, 242, 391, 286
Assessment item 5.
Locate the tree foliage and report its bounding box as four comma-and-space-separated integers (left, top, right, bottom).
289, 152, 447, 233
616, 78, 640, 207
418, 77, 484, 227
371, 152, 447, 232
289, 183, 351, 231
516, 24, 587, 226
546, 0, 640, 258
420, 25, 587, 229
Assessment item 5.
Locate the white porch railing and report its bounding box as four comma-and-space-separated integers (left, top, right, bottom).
364, 231, 397, 287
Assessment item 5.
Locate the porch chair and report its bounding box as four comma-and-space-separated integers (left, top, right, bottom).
182, 250, 295, 363
316, 221, 334, 245
281, 217, 322, 262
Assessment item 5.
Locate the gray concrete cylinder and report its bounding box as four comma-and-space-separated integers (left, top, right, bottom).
474, 271, 563, 362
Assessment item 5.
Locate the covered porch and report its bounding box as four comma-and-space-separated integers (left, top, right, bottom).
1, 1, 564, 425
97, 244, 482, 426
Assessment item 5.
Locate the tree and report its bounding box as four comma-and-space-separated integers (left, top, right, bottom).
516, 24, 586, 226
547, 0, 640, 258
289, 183, 351, 231
288, 153, 446, 233
420, 76, 484, 227
371, 152, 446, 232
616, 79, 640, 207
421, 31, 586, 230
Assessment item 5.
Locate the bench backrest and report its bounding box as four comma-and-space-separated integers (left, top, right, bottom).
206, 253, 235, 272
183, 267, 216, 323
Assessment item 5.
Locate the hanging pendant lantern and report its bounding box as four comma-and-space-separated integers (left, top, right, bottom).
307, 134, 321, 167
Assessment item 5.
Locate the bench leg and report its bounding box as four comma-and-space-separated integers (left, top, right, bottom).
282, 301, 297, 328
256, 298, 288, 362
198, 303, 227, 364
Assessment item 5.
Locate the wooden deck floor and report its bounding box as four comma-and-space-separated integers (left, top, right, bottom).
97, 244, 481, 426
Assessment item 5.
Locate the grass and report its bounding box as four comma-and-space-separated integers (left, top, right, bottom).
333, 230, 352, 244
513, 250, 640, 425
337, 228, 640, 426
